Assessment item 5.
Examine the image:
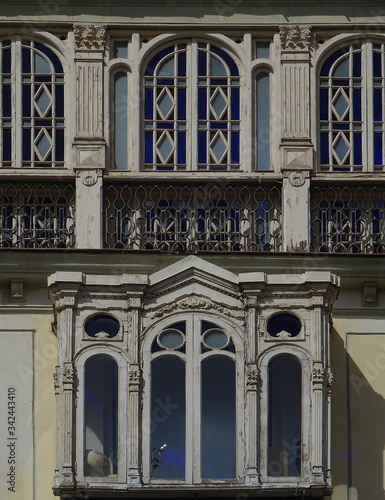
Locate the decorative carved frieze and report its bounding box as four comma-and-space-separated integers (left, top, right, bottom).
73, 25, 106, 51
279, 26, 312, 51
149, 295, 241, 321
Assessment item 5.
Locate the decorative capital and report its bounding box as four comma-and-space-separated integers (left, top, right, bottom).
279, 26, 312, 51
74, 25, 106, 51
246, 364, 259, 390
312, 366, 325, 384
129, 365, 141, 391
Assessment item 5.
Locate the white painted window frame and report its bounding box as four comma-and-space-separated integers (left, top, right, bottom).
141, 312, 245, 485
75, 346, 128, 484
259, 345, 311, 484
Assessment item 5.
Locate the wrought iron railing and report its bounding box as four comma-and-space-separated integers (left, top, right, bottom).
104, 182, 282, 251
0, 183, 75, 248
311, 184, 385, 253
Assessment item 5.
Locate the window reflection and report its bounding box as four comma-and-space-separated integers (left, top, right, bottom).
84, 355, 118, 477
268, 354, 302, 477
201, 356, 236, 478
151, 356, 186, 479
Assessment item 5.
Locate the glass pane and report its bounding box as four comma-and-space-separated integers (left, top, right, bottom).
158, 56, 174, 77
114, 72, 128, 170
159, 329, 184, 349
84, 356, 118, 477
34, 53, 52, 74
256, 73, 270, 170
267, 313, 302, 338
332, 57, 349, 78
114, 42, 127, 59
210, 56, 227, 77
256, 42, 270, 59
268, 355, 302, 477
201, 356, 236, 478
151, 357, 185, 479
203, 329, 228, 349
85, 314, 120, 339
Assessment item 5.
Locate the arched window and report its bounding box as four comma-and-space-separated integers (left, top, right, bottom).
143, 41, 240, 171
84, 355, 119, 477
267, 354, 302, 477
0, 38, 64, 168
319, 41, 385, 172
256, 72, 271, 170
144, 316, 241, 483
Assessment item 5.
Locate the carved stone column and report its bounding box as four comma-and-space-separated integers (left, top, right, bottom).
127, 295, 144, 484
51, 292, 81, 488
73, 25, 106, 249
279, 26, 314, 252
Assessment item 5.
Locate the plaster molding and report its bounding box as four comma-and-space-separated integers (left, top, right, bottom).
73, 24, 106, 51
279, 25, 312, 51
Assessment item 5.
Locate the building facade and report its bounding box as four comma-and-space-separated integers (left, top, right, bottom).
1, 1, 385, 499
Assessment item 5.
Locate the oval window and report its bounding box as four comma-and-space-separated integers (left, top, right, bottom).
158, 329, 185, 349
203, 329, 229, 349
85, 314, 120, 339
267, 313, 302, 338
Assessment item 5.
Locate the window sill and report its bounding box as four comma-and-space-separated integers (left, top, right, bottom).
54, 482, 332, 498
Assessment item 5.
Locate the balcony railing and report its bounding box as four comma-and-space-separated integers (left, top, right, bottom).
311, 184, 385, 253
0, 183, 76, 248
104, 182, 282, 251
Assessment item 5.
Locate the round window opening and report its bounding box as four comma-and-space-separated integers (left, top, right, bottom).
203, 329, 229, 349
267, 313, 302, 338
158, 329, 185, 349
85, 314, 120, 339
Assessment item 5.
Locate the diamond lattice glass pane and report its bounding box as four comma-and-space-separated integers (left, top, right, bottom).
35, 132, 52, 159
210, 90, 227, 119
35, 88, 52, 116
157, 133, 174, 163
333, 134, 350, 163
157, 89, 174, 119
211, 133, 227, 162
332, 90, 350, 120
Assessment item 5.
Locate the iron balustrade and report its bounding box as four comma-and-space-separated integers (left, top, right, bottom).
104, 183, 282, 251
311, 184, 385, 253
0, 183, 75, 248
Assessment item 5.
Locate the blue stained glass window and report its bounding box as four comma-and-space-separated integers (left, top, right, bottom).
177, 88, 186, 120
198, 88, 207, 120
373, 89, 383, 121
374, 133, 382, 165
144, 41, 240, 170
320, 133, 329, 165
3, 85, 11, 117
373, 51, 382, 78
353, 52, 361, 78
177, 132, 186, 164
2, 129, 11, 161
231, 131, 239, 163
198, 132, 207, 163
2, 47, 11, 73
353, 133, 362, 165
353, 89, 362, 121
22, 47, 31, 73
145, 132, 153, 163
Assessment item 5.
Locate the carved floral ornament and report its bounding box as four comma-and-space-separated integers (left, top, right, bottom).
279, 25, 312, 51
73, 24, 106, 51
149, 295, 241, 320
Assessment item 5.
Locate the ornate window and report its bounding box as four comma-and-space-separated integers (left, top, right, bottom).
319, 40, 385, 172
143, 41, 240, 171
142, 314, 243, 483
0, 38, 64, 168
